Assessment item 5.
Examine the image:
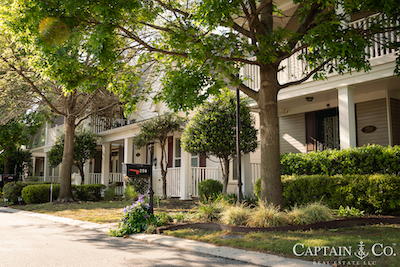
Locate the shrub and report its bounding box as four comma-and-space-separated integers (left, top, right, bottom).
104, 183, 116, 201
72, 184, 106, 201
255, 174, 400, 215
127, 177, 149, 196
286, 202, 334, 225
247, 202, 290, 227
220, 203, 251, 226
110, 195, 163, 236
196, 196, 225, 222
335, 205, 365, 218
281, 145, 400, 176
198, 179, 223, 202
3, 181, 52, 203
124, 185, 138, 201
21, 184, 60, 204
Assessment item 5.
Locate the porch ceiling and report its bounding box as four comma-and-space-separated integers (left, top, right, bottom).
276, 75, 400, 116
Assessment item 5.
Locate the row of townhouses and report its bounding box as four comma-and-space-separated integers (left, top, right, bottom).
26, 3, 400, 199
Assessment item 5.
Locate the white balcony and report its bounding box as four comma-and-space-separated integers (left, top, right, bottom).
242, 14, 400, 90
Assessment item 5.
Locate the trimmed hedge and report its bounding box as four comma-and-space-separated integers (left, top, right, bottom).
3, 181, 52, 203
22, 184, 60, 204
280, 145, 400, 175
6, 182, 106, 204
255, 174, 400, 215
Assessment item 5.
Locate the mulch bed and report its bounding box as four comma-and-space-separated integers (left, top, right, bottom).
156, 215, 400, 234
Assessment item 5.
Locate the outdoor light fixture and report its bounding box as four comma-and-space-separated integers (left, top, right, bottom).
18, 196, 23, 205
4, 197, 8, 206
306, 97, 314, 102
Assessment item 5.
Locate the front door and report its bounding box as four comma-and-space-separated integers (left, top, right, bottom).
306, 108, 340, 152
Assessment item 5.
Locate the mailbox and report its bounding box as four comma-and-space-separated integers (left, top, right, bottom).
122, 163, 152, 178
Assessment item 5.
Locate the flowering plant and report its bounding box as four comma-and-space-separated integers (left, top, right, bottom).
110, 195, 158, 236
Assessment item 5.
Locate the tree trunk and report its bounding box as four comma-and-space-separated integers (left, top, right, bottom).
77, 163, 85, 185
160, 141, 167, 199
58, 115, 76, 202
257, 64, 284, 207
4, 154, 10, 174
221, 158, 230, 194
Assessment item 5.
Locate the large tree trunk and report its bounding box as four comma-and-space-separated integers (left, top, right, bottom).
58, 115, 76, 202
221, 158, 230, 194
160, 141, 167, 199
257, 64, 284, 207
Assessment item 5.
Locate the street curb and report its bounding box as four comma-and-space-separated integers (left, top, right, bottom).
2, 207, 325, 267
129, 233, 323, 267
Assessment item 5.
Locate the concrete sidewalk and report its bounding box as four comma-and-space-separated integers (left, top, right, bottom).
3, 207, 325, 267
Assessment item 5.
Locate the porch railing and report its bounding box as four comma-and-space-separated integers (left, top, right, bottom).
190, 167, 221, 197
243, 13, 399, 88
108, 173, 124, 195
87, 173, 102, 184
153, 168, 181, 197
250, 163, 261, 187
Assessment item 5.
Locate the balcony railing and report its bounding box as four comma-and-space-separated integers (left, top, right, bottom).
90, 116, 128, 134
242, 13, 399, 89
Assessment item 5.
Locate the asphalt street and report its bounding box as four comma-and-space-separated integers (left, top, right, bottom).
0, 208, 255, 267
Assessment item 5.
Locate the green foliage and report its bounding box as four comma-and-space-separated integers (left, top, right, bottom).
126, 177, 149, 196
196, 198, 225, 222
124, 185, 138, 201
48, 129, 98, 169
133, 112, 187, 149
247, 202, 290, 227
21, 184, 60, 204
198, 179, 223, 203
280, 145, 400, 176
219, 203, 251, 226
335, 205, 365, 218
182, 89, 258, 161
72, 184, 106, 202
104, 183, 117, 201
274, 174, 400, 215
110, 195, 166, 236
2, 181, 49, 203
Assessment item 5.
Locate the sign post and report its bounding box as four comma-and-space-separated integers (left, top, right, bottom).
122, 146, 154, 214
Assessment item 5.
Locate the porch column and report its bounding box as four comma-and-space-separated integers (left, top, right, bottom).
338, 86, 357, 149
83, 162, 90, 185
124, 138, 133, 163
241, 154, 253, 197
180, 150, 192, 200
32, 156, 36, 177
43, 153, 48, 182
101, 142, 110, 185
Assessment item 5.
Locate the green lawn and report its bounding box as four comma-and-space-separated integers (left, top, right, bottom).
164, 224, 400, 267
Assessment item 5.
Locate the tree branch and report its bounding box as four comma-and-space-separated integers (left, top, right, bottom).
75, 99, 121, 126
279, 59, 331, 89
229, 74, 259, 101
0, 55, 65, 116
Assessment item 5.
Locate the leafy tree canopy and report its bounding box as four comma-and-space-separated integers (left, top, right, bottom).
48, 128, 98, 185
182, 89, 258, 193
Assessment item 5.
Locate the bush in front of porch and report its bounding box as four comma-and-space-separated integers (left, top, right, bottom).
254, 174, 400, 215
280, 144, 400, 175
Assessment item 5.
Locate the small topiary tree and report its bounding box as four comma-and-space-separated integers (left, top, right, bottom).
133, 112, 187, 199
198, 179, 223, 202
182, 89, 258, 194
